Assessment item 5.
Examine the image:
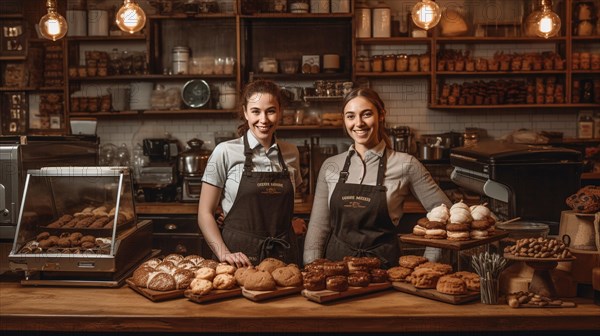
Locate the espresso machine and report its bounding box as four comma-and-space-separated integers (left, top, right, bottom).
137, 138, 180, 202
450, 141, 582, 234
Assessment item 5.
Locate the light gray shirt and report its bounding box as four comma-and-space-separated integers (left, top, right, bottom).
202, 130, 302, 216
303, 140, 451, 263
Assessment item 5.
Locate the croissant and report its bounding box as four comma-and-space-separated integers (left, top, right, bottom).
427, 204, 450, 223
470, 204, 491, 221
449, 207, 473, 224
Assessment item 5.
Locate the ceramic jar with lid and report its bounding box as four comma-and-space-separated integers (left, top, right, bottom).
355, 1, 371, 38
372, 1, 391, 38
172, 46, 190, 75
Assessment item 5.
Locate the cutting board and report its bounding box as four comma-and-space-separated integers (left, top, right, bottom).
185, 287, 242, 304
400, 231, 509, 251
301, 282, 392, 304
241, 286, 303, 302
392, 281, 480, 305
126, 278, 186, 302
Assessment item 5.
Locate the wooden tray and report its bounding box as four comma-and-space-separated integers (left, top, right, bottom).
126, 278, 186, 302
503, 253, 576, 262
185, 287, 242, 304
392, 281, 480, 305
241, 286, 303, 302
301, 282, 392, 304
399, 230, 509, 251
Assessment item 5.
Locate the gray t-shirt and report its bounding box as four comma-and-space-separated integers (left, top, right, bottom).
303, 140, 451, 264
201, 130, 302, 216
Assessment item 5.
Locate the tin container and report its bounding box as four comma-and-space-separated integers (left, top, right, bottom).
172, 46, 190, 75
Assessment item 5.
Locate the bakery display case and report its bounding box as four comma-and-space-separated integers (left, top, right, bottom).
8, 166, 153, 287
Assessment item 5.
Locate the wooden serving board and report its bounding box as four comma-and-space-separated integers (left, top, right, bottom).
399, 231, 509, 251
241, 286, 303, 302
126, 278, 186, 302
392, 281, 480, 305
301, 282, 392, 304
185, 287, 242, 304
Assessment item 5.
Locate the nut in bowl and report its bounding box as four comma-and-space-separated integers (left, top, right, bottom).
280, 60, 299, 74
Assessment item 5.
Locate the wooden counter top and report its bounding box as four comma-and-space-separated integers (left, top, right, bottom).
136, 195, 429, 215
0, 278, 598, 333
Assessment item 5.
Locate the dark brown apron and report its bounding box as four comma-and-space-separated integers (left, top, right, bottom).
221, 133, 298, 265
325, 149, 400, 269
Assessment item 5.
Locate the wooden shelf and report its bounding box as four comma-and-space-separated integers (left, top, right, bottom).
68, 74, 236, 81
278, 125, 341, 131
434, 36, 567, 43
149, 13, 237, 20
252, 73, 350, 80
356, 37, 431, 45
356, 72, 430, 77
0, 86, 64, 92
435, 70, 566, 76
303, 96, 344, 102
571, 36, 600, 41
581, 172, 600, 180
239, 13, 353, 19
67, 35, 146, 41
69, 109, 237, 117
429, 104, 595, 109
571, 70, 600, 75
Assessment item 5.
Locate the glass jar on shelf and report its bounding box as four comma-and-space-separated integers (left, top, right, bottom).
384, 54, 396, 72
396, 54, 408, 72
371, 55, 384, 72
356, 55, 371, 72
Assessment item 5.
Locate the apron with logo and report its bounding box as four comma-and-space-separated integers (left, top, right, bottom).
221, 133, 298, 265
325, 149, 400, 269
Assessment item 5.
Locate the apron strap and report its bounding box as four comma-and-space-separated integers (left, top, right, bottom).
376, 149, 387, 187
243, 132, 289, 177
338, 150, 355, 183
224, 225, 291, 261
331, 235, 390, 267
338, 148, 388, 188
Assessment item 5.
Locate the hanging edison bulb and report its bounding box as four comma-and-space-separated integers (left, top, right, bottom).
535, 0, 561, 38
39, 0, 68, 41
411, 0, 441, 30
115, 0, 146, 34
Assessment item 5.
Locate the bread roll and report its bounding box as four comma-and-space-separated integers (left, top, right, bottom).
243, 270, 277, 291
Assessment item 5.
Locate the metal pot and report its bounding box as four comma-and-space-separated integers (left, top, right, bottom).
417, 142, 448, 160
178, 138, 212, 177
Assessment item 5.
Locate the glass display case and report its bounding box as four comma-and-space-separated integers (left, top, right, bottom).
9, 166, 152, 286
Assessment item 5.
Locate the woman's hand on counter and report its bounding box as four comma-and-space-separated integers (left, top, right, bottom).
221, 251, 252, 268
